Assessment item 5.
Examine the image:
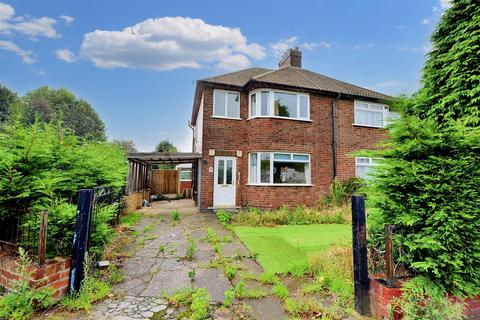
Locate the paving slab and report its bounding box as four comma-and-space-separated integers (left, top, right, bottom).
194, 267, 232, 303
244, 297, 287, 320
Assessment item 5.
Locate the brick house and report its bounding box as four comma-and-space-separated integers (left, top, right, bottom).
190, 48, 395, 210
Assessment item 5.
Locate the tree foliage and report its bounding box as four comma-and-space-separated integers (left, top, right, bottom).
112, 139, 137, 154
21, 86, 106, 140
367, 0, 480, 296
155, 140, 177, 153
0, 84, 17, 124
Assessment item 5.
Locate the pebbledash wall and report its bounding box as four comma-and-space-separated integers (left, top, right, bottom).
198, 85, 387, 209
0, 254, 71, 299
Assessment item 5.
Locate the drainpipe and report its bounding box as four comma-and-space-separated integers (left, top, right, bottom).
188, 120, 194, 152
331, 92, 341, 180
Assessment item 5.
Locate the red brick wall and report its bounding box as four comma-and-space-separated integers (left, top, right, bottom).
179, 180, 192, 194
199, 85, 387, 209
0, 255, 71, 299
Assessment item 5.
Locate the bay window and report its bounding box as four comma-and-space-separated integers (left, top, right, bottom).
249, 90, 309, 120
249, 152, 311, 185
214, 90, 240, 119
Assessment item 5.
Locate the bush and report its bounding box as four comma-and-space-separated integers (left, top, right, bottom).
233, 205, 350, 227
0, 248, 55, 320
216, 210, 232, 224
321, 178, 362, 207
389, 276, 465, 320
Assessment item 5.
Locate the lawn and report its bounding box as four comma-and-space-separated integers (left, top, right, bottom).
233, 224, 351, 274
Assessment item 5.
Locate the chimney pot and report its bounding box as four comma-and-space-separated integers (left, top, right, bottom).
278, 47, 302, 68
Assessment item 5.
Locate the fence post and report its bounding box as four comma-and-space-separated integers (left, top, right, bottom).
384, 224, 395, 287
352, 195, 370, 315
38, 210, 48, 266
69, 189, 93, 294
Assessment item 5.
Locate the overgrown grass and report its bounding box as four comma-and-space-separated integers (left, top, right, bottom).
119, 211, 142, 227
233, 224, 351, 274
163, 287, 211, 320
60, 277, 111, 311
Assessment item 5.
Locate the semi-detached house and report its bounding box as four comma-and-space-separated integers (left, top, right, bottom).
190, 47, 395, 210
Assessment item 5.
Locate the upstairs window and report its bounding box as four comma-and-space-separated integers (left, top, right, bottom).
249, 90, 309, 120
214, 90, 240, 119
354, 100, 399, 128
249, 152, 310, 185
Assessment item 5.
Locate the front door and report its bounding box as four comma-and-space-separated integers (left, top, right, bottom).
213, 156, 236, 207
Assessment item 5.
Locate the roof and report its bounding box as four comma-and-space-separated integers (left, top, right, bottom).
127, 152, 201, 165
192, 66, 392, 124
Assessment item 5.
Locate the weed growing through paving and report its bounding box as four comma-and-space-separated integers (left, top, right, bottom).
171, 209, 180, 222
149, 266, 160, 277
205, 228, 219, 245
222, 234, 233, 243
188, 269, 196, 283
216, 210, 232, 225
272, 283, 289, 301
165, 287, 211, 320
143, 223, 155, 234
213, 243, 222, 255
105, 264, 125, 284
224, 265, 237, 280
159, 245, 165, 252
119, 211, 142, 227
185, 236, 197, 261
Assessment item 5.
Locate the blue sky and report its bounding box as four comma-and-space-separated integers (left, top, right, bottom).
0, 0, 450, 151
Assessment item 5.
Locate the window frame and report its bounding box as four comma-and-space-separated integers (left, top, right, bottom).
179, 168, 192, 181
248, 89, 310, 121
212, 89, 241, 120
353, 100, 391, 128
355, 157, 380, 179
248, 152, 312, 186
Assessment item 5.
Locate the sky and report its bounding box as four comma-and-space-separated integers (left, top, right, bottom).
0, 0, 451, 152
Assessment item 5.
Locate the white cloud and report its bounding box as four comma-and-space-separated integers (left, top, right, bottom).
0, 40, 34, 64
398, 45, 431, 53
55, 48, 76, 63
421, 18, 431, 25
0, 2, 14, 21
269, 36, 298, 57
353, 43, 374, 50
375, 80, 405, 88
59, 15, 74, 25
0, 2, 58, 38
440, 0, 452, 9
80, 17, 266, 71
269, 36, 331, 57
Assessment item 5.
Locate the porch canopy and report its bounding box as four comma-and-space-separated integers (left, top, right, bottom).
126, 152, 202, 196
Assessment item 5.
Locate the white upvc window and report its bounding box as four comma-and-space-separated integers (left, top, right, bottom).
179, 169, 192, 181
213, 90, 240, 119
355, 157, 380, 179
248, 152, 311, 185
354, 100, 396, 128
248, 89, 310, 121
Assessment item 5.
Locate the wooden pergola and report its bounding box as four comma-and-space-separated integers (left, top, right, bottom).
126, 152, 202, 203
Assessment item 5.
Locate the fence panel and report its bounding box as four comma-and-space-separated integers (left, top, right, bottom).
151, 169, 178, 194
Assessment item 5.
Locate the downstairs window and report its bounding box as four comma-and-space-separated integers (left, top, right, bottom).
249, 152, 310, 185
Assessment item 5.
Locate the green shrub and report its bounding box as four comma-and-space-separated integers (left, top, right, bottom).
0, 248, 55, 320
321, 178, 362, 207
216, 210, 232, 224
389, 276, 465, 320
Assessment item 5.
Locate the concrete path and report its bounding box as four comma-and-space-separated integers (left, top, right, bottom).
77, 200, 286, 320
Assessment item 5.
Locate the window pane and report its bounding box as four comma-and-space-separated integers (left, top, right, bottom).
260, 153, 270, 183
217, 160, 224, 184
214, 91, 226, 116
293, 154, 309, 161
226, 160, 233, 185
180, 170, 192, 180
356, 157, 370, 164
249, 153, 257, 184
356, 165, 375, 180
273, 161, 307, 184
274, 92, 297, 118
274, 153, 291, 160
227, 93, 240, 118
369, 104, 383, 111
299, 95, 309, 118
250, 93, 256, 117
261, 91, 269, 116
355, 109, 383, 126
356, 102, 368, 109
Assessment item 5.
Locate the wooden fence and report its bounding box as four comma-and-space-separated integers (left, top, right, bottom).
151, 169, 179, 194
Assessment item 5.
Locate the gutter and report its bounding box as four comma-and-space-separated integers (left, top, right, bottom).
331, 92, 341, 180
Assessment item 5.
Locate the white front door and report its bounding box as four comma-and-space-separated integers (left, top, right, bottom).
213, 156, 236, 207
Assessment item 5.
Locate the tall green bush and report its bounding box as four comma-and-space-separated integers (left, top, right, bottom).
367, 0, 480, 296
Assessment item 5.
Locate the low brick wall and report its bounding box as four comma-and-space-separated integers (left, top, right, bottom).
0, 254, 71, 299
370, 278, 480, 319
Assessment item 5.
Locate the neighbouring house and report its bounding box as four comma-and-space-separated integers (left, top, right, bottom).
190, 47, 396, 209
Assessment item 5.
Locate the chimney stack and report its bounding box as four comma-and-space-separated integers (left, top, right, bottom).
278, 47, 302, 68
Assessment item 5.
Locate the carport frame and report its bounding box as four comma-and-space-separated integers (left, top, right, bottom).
126, 152, 202, 207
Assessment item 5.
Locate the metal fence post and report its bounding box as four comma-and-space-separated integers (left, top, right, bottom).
352, 195, 370, 315
69, 189, 93, 294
